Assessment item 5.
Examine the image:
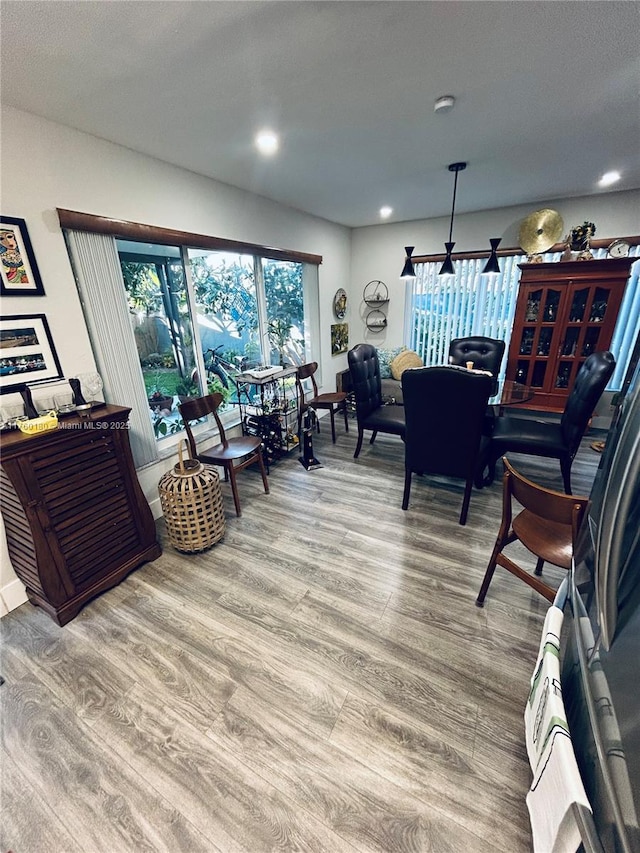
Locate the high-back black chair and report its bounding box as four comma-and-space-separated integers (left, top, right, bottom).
448, 336, 506, 396
401, 366, 493, 524
347, 343, 405, 458
485, 351, 615, 494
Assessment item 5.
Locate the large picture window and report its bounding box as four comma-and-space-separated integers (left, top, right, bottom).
117, 241, 314, 440
61, 210, 322, 464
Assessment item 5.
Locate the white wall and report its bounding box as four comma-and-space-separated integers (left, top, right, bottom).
0, 107, 353, 613
351, 189, 640, 347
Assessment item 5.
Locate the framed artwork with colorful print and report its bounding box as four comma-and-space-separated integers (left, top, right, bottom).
0, 216, 46, 296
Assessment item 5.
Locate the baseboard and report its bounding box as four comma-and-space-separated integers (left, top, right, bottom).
0, 577, 28, 616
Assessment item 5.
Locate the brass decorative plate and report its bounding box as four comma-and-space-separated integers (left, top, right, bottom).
518, 209, 564, 254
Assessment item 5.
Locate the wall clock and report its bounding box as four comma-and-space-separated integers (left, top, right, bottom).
333, 288, 347, 319
607, 239, 631, 258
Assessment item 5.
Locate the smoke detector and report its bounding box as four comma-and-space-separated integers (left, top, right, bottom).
434, 95, 455, 114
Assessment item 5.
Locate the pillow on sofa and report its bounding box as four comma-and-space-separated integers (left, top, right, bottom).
390, 349, 423, 380
377, 346, 406, 378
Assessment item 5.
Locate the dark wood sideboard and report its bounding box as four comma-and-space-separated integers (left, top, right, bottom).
0, 404, 161, 625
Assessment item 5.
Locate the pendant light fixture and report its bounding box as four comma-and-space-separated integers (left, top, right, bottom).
482, 237, 502, 275
439, 161, 466, 276
400, 161, 501, 279
400, 247, 415, 279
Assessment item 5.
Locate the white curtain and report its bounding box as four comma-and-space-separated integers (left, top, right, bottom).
65, 230, 158, 468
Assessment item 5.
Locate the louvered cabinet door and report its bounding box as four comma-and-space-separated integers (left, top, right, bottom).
0, 405, 161, 624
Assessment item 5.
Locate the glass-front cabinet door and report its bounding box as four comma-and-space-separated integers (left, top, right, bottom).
513, 285, 566, 392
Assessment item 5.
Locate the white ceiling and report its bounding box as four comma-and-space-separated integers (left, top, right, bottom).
1, 1, 639, 228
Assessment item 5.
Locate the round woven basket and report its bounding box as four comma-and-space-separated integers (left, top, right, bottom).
158, 440, 226, 552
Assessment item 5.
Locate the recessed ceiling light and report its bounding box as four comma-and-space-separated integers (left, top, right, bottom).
434, 95, 455, 113
255, 130, 279, 156
598, 170, 621, 187
379, 206, 393, 219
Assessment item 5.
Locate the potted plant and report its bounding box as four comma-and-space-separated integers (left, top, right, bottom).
175, 377, 200, 403
148, 371, 173, 411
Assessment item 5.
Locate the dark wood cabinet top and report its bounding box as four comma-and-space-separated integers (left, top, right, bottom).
518, 257, 636, 280
0, 404, 131, 458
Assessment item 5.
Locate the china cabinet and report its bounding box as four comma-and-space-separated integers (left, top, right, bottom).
506, 258, 634, 411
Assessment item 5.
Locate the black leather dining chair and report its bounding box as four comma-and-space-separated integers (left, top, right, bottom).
402, 366, 493, 524
484, 351, 615, 494
448, 336, 506, 396
347, 343, 405, 458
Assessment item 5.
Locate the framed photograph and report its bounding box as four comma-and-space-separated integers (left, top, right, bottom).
0, 216, 45, 296
0, 314, 62, 391
331, 322, 349, 355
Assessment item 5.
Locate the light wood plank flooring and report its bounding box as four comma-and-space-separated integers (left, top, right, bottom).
1, 422, 602, 852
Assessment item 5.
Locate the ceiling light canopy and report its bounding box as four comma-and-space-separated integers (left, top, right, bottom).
255, 129, 279, 156
400, 161, 502, 279
379, 206, 393, 219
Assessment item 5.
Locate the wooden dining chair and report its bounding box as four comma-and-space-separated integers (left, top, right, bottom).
179, 392, 269, 517
296, 361, 349, 443
476, 457, 588, 606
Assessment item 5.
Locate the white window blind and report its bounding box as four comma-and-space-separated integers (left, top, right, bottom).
65, 230, 158, 468
408, 247, 639, 390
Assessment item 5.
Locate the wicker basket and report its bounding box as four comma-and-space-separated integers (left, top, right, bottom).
158, 440, 226, 552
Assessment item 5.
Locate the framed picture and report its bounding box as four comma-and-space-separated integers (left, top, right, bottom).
331, 322, 349, 355
0, 314, 62, 391
0, 216, 45, 296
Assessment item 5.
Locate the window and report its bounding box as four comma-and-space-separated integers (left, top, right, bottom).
407, 246, 639, 391
117, 241, 317, 441
61, 210, 322, 464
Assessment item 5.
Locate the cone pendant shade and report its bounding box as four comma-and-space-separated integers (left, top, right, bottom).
439, 241, 455, 276
401, 247, 416, 279
482, 237, 501, 275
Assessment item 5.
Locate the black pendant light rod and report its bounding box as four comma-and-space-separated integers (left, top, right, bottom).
446, 162, 466, 243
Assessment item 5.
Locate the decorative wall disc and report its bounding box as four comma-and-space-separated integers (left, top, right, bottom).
333, 288, 347, 319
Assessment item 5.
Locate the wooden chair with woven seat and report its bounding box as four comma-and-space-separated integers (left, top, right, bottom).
179, 392, 269, 517
296, 361, 349, 443
476, 457, 588, 606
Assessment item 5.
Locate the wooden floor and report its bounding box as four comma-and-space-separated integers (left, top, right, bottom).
1, 422, 602, 853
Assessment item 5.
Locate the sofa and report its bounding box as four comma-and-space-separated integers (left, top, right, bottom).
377, 346, 423, 403
338, 347, 422, 405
